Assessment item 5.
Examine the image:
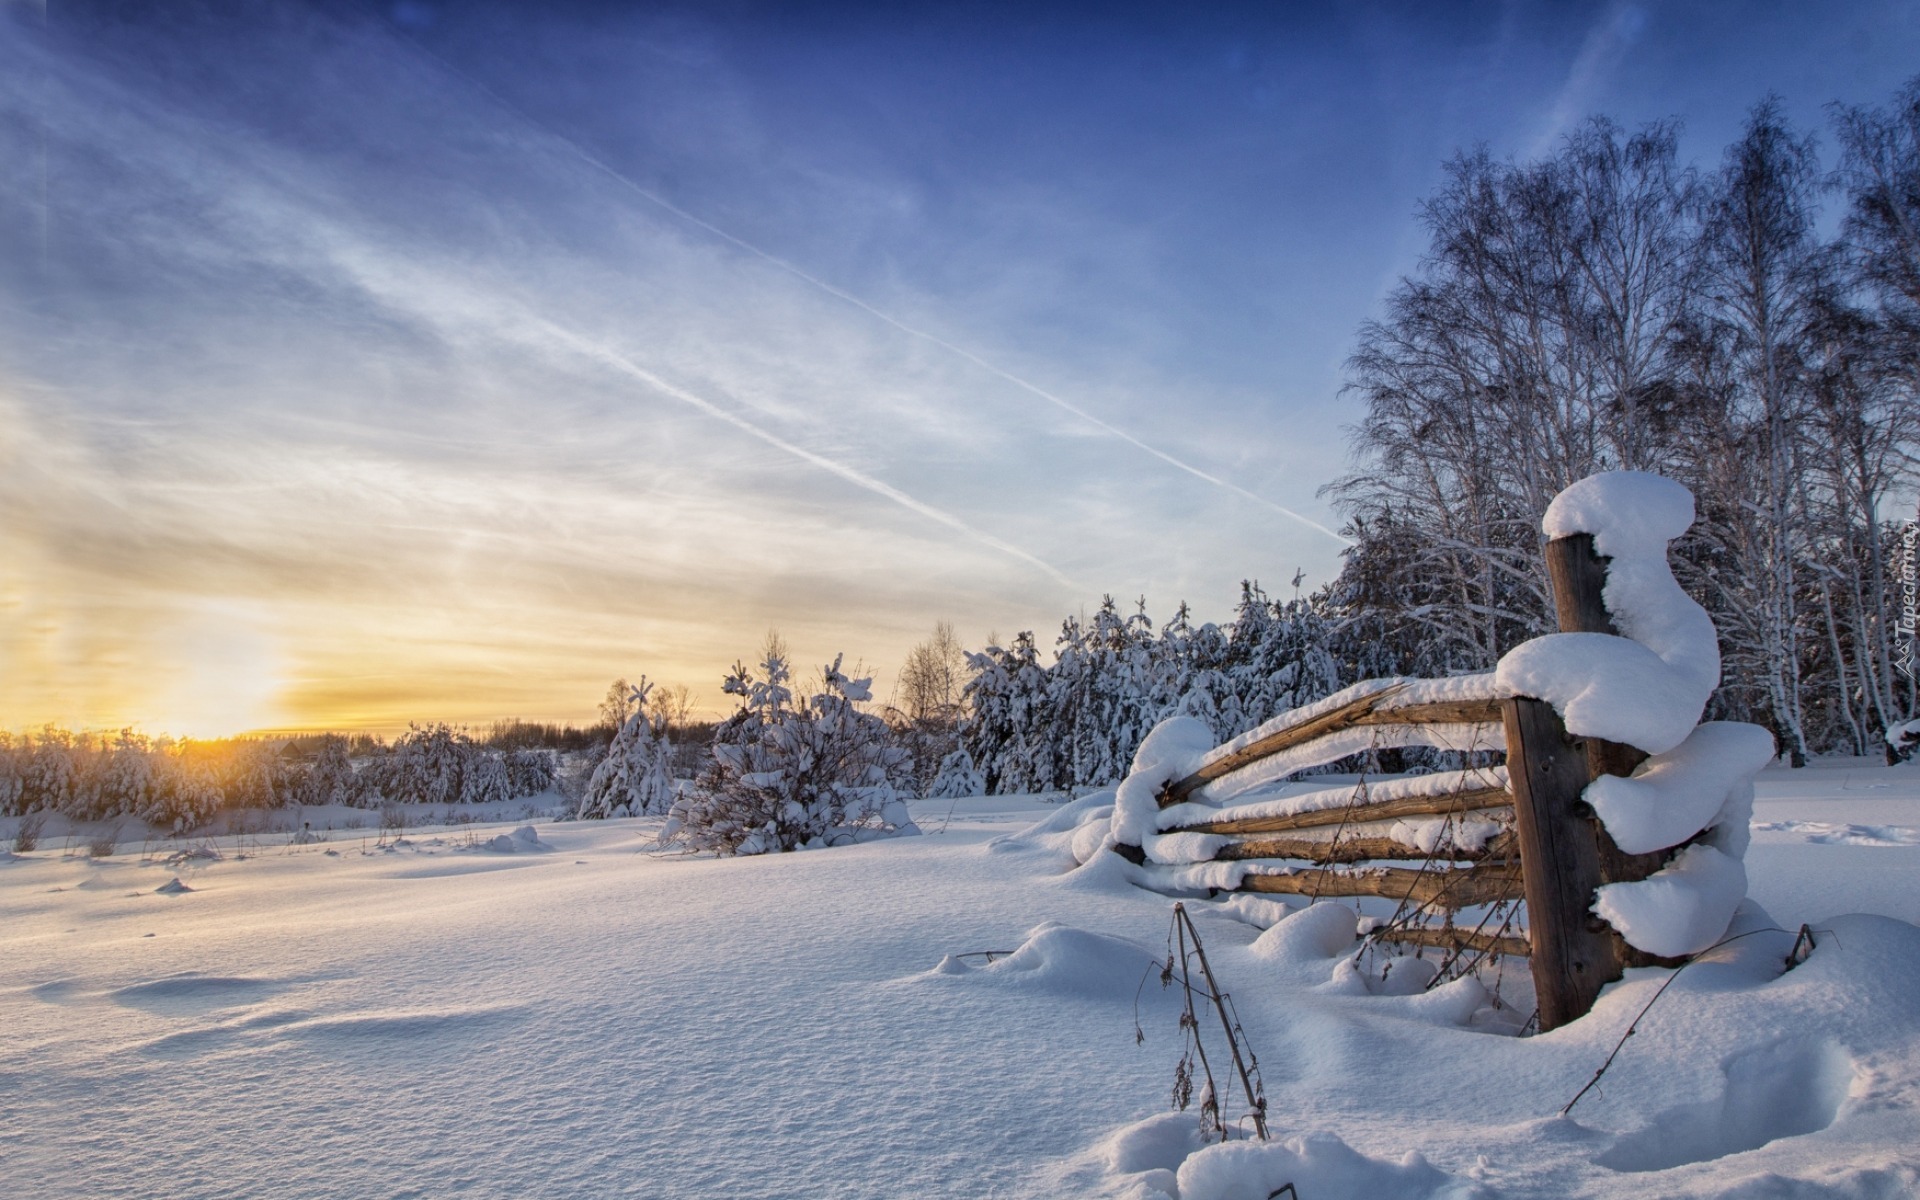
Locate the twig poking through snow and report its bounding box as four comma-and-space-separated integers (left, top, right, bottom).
1165, 903, 1270, 1142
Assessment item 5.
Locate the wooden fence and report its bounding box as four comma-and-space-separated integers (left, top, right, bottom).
1116, 533, 1690, 1031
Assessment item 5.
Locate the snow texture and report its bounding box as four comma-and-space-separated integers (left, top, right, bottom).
4, 761, 1920, 1199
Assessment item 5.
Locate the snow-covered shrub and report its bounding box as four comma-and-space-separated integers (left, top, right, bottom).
927, 748, 985, 799
663, 652, 917, 854
577, 679, 676, 819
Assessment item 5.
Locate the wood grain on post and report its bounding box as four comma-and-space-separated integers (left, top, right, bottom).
1504, 695, 1620, 1031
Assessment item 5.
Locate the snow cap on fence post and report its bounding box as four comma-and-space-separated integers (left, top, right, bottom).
1496, 471, 1720, 755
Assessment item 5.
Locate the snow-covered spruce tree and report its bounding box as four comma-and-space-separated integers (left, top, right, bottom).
959, 631, 1057, 794
370, 724, 474, 806
460, 753, 513, 807
143, 742, 224, 833
504, 749, 558, 798
663, 652, 916, 854
577, 678, 675, 819
297, 734, 363, 807
926, 747, 985, 798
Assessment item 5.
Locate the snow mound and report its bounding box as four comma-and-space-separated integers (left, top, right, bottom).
948, 921, 1159, 996
153, 877, 194, 894
1594, 1036, 1856, 1172
1104, 1111, 1209, 1176
1176, 1130, 1482, 1200
481, 825, 549, 854
984, 790, 1116, 869
1248, 901, 1358, 970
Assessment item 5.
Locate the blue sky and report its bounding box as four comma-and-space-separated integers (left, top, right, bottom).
2, 0, 1917, 733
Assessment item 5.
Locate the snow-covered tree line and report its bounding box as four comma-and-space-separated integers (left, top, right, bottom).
956, 587, 1344, 795
0, 725, 558, 831
1333, 84, 1920, 763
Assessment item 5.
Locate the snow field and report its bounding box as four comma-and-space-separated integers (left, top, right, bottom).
2, 762, 1918, 1199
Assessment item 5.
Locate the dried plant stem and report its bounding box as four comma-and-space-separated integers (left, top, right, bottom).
1174, 903, 1270, 1140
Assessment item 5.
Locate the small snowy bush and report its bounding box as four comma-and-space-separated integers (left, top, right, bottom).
663, 651, 917, 854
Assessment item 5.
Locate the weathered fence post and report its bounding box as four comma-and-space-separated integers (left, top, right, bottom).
1543, 535, 1678, 921
1503, 694, 1617, 1031
1513, 533, 1678, 1031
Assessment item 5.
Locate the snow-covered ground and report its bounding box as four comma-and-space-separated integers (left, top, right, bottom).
3, 761, 1918, 1199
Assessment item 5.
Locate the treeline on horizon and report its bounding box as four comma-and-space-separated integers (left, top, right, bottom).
5, 80, 1918, 834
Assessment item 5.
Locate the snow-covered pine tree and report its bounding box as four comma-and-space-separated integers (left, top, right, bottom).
504, 749, 558, 798
299, 734, 362, 807
664, 652, 914, 854
460, 753, 514, 807
958, 632, 1055, 794
145, 742, 224, 833
927, 747, 985, 798
577, 678, 675, 819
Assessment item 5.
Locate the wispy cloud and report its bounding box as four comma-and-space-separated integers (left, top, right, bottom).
1530, 2, 1648, 155
392, 31, 1352, 548
0, 6, 1376, 732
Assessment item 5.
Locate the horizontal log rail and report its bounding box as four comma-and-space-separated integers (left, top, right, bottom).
1212, 829, 1516, 865
1368, 924, 1533, 959
1159, 686, 1505, 808
1233, 861, 1524, 910
1174, 784, 1511, 836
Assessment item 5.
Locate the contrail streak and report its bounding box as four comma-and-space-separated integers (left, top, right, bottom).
526, 319, 1082, 590
394, 32, 1354, 548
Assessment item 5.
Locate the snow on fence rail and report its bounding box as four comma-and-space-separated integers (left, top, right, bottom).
1103, 472, 1774, 1031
